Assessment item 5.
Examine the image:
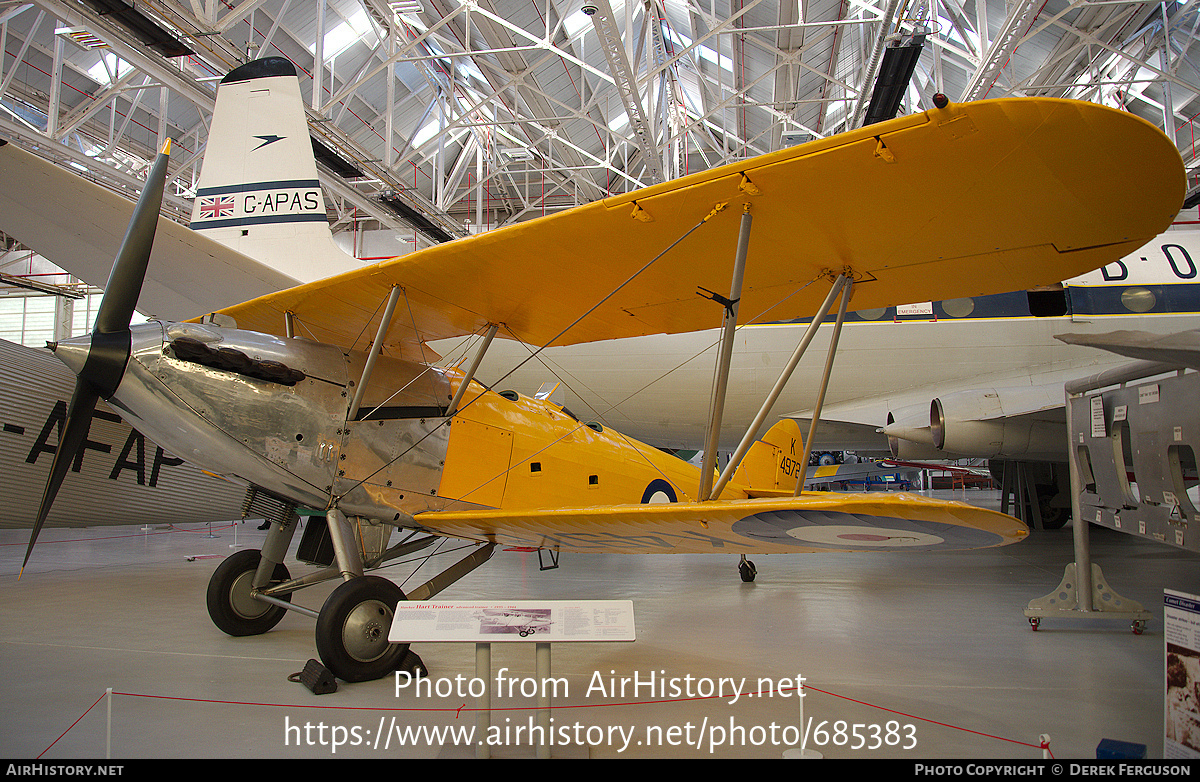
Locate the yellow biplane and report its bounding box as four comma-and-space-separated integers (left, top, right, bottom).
22, 80, 1184, 681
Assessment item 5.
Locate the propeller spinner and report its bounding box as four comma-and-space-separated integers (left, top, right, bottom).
21, 139, 173, 578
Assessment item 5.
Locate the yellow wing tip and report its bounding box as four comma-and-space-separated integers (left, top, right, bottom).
160, 138, 173, 156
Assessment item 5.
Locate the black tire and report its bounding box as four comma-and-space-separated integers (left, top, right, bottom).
1038, 504, 1069, 530
739, 559, 757, 583
315, 576, 409, 683
206, 549, 292, 636
1037, 486, 1069, 530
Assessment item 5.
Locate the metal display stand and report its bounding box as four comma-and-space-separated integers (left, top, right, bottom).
389, 600, 636, 759
1024, 359, 1198, 633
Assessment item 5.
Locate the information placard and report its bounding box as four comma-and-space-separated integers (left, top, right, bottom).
1090, 395, 1107, 438
1165, 590, 1200, 758
389, 600, 636, 643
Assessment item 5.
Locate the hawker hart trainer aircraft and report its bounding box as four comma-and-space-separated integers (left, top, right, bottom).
3, 56, 1194, 484
0, 55, 883, 542
15, 76, 1185, 682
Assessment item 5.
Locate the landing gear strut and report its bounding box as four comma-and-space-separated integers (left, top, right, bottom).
204, 507, 497, 683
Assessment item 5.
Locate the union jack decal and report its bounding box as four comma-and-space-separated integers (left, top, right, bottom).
198, 195, 235, 219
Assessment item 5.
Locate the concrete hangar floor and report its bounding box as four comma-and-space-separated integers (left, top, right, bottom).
1, 488, 1197, 760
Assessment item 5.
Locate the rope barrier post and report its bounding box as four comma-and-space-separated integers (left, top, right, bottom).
536, 642, 551, 759
476, 642, 491, 760
105, 688, 112, 759
1041, 733, 1051, 759
783, 678, 821, 758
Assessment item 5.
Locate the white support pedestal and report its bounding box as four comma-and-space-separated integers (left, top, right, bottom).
470, 640, 555, 758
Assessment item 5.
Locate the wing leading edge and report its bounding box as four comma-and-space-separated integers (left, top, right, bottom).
217, 98, 1183, 356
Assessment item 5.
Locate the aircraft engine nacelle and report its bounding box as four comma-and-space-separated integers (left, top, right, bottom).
883, 411, 946, 460
930, 388, 1066, 459
889, 437, 949, 460
59, 319, 459, 522
107, 321, 352, 509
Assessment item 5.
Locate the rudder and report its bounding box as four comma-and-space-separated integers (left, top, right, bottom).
188, 57, 361, 283
734, 419, 806, 493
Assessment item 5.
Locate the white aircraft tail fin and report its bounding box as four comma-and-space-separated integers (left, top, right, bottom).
189, 57, 361, 283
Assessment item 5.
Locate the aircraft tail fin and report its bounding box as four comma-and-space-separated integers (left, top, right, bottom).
734, 418, 806, 495
188, 57, 360, 283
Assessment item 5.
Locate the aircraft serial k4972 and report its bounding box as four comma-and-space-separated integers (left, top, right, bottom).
14, 57, 1186, 681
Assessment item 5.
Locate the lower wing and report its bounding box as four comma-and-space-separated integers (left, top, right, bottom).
413, 493, 1026, 554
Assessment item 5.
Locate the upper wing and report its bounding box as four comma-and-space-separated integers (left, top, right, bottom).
412, 492, 1027, 554
217, 98, 1183, 356
0, 140, 301, 320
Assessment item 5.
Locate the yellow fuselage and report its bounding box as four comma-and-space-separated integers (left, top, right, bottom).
437, 379, 743, 512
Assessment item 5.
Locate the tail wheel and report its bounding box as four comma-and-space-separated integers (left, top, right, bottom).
739, 559, 757, 583
316, 576, 410, 683
206, 549, 291, 636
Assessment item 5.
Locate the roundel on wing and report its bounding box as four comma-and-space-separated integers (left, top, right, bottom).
731, 509, 1007, 551
641, 479, 677, 504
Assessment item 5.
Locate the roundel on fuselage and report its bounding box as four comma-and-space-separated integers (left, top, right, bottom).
641, 479, 677, 504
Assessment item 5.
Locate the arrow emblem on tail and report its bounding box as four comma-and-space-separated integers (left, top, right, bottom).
252, 135, 285, 150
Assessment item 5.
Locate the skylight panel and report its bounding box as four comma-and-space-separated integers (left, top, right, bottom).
413, 118, 442, 148
310, 8, 373, 59
564, 9, 591, 38
86, 52, 128, 86
665, 27, 732, 73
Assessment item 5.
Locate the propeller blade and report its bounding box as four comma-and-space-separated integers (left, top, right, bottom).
21, 138, 172, 576
21, 380, 101, 578
94, 139, 172, 335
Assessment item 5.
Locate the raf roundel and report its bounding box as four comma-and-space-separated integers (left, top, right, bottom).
731, 509, 1009, 552
641, 479, 677, 504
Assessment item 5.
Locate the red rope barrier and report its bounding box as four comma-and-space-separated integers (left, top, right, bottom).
1, 523, 239, 549
33, 682, 1051, 758
38, 691, 108, 759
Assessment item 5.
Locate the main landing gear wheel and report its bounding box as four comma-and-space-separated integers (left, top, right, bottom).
206, 549, 292, 636
739, 559, 757, 583
316, 576, 410, 683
